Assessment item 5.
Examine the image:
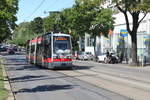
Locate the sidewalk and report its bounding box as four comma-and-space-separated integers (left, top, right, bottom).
1, 57, 15, 100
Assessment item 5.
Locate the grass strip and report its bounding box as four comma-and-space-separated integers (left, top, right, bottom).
0, 59, 8, 100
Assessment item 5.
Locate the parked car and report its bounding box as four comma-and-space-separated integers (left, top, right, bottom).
7, 48, 15, 54
78, 52, 94, 60
12, 46, 18, 51
97, 53, 118, 63
0, 46, 7, 52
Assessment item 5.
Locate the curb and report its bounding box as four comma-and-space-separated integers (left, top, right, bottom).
1, 58, 15, 100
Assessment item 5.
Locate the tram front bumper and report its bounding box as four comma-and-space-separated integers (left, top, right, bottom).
48, 61, 73, 68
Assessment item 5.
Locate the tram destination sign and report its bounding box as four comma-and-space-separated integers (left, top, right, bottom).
54, 36, 68, 41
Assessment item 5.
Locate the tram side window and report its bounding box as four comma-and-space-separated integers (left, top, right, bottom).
31, 45, 35, 54
37, 43, 42, 56
26, 44, 29, 54
44, 36, 51, 58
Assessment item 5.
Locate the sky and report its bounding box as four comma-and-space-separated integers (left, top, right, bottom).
16, 0, 75, 24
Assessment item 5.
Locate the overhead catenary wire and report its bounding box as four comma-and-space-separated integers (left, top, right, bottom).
28, 0, 46, 17
60, 0, 75, 9
44, 0, 75, 15
45, 0, 60, 11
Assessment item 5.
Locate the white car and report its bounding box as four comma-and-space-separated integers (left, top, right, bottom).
78, 52, 94, 60
97, 53, 107, 63
97, 53, 118, 63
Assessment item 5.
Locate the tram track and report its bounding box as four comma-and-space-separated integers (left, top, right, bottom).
55, 66, 150, 100
74, 61, 150, 86
75, 68, 150, 91
5, 55, 150, 100
87, 67, 150, 86
29, 67, 131, 100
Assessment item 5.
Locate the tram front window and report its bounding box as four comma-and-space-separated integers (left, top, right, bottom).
53, 36, 71, 54
55, 43, 68, 50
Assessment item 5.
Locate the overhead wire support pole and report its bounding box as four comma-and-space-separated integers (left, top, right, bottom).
51, 32, 54, 63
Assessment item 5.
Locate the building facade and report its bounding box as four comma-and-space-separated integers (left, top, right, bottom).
82, 13, 150, 62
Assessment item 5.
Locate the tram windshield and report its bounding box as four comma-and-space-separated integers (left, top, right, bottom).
53, 36, 71, 54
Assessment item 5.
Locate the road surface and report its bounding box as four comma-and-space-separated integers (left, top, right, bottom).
1, 54, 150, 100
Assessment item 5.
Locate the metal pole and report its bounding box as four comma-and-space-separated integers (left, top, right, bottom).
34, 37, 37, 64
29, 40, 31, 62
51, 32, 53, 62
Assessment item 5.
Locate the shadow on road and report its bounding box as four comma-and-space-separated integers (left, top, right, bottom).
6, 65, 41, 71
10, 75, 46, 82
14, 84, 75, 94
10, 73, 98, 83
53, 65, 92, 71
72, 65, 93, 70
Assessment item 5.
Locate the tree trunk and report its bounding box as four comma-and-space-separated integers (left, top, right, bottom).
130, 32, 138, 66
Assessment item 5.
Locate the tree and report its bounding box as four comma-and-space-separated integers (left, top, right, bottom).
59, 8, 79, 51
90, 8, 115, 57
75, 0, 114, 36
9, 22, 37, 46
75, 0, 114, 56
59, 2, 100, 51
0, 0, 18, 43
91, 8, 114, 37
9, 22, 28, 46
80, 0, 150, 65
71, 1, 98, 36
43, 13, 60, 33
110, 0, 150, 65
30, 17, 44, 35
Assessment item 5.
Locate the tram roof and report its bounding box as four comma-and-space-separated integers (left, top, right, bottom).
30, 33, 71, 42
45, 33, 71, 37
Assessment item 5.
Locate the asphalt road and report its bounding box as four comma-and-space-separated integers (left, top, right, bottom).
1, 54, 150, 100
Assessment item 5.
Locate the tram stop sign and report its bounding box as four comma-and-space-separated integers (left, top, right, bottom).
120, 29, 128, 37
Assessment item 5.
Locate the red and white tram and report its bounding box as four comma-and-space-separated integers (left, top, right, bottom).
26, 32, 73, 69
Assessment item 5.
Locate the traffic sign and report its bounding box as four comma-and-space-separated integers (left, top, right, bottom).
120, 29, 128, 37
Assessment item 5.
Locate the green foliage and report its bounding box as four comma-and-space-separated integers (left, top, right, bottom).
9, 22, 35, 46
76, 0, 102, 5
0, 0, 18, 43
75, 0, 114, 37
30, 17, 44, 34
111, 0, 150, 65
112, 0, 150, 12
71, 2, 97, 36
58, 2, 99, 50
43, 13, 60, 33
12, 0, 114, 50
59, 1, 100, 36
10, 17, 44, 46
91, 8, 115, 37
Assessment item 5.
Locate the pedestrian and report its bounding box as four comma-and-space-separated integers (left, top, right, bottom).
106, 50, 110, 58
118, 51, 123, 63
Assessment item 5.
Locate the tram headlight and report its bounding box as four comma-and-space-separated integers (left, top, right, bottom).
53, 56, 57, 59
53, 54, 59, 59
67, 56, 71, 59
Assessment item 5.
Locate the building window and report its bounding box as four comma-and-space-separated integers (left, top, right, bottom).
87, 37, 94, 47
